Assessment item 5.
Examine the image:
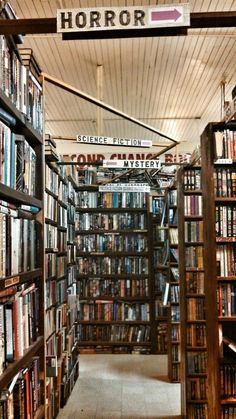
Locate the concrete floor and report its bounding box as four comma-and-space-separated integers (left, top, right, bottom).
57, 354, 181, 419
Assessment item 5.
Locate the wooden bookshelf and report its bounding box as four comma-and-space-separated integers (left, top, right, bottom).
75, 183, 153, 354
167, 186, 181, 383
151, 192, 169, 354
201, 122, 236, 419
0, 29, 45, 417
178, 166, 209, 418
44, 154, 79, 417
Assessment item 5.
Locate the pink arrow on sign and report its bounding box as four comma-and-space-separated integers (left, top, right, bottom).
151, 8, 182, 22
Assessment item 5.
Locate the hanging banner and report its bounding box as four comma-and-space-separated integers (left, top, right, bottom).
103, 159, 161, 169
57, 4, 190, 33
77, 135, 152, 148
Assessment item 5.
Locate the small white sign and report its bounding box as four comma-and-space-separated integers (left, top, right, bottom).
215, 158, 233, 165
77, 135, 152, 148
103, 159, 160, 169
57, 4, 190, 33
99, 183, 150, 192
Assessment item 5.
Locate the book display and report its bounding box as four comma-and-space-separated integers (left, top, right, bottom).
0, 29, 44, 418
45, 148, 79, 417
201, 122, 236, 419
75, 173, 154, 354
167, 186, 181, 382
178, 166, 208, 418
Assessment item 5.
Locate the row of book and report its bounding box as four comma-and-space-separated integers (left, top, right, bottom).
154, 271, 167, 293
0, 37, 43, 134
187, 324, 206, 347
45, 193, 68, 229
77, 278, 149, 298
46, 351, 79, 415
77, 191, 147, 209
0, 284, 40, 374
67, 244, 76, 264
187, 377, 206, 400
183, 169, 201, 191
187, 297, 205, 321
217, 283, 236, 317
169, 207, 178, 225
75, 212, 147, 231
45, 163, 59, 196
171, 364, 180, 382
0, 123, 36, 195
170, 284, 180, 303
214, 167, 236, 197
185, 246, 204, 269
45, 192, 58, 221
171, 344, 180, 363
171, 305, 180, 322
78, 324, 151, 342
169, 227, 178, 244
184, 221, 204, 243
156, 322, 168, 352
45, 253, 57, 278
77, 256, 149, 275
187, 351, 207, 374
155, 298, 168, 317
215, 205, 236, 237
78, 301, 150, 321
151, 196, 166, 219
216, 244, 236, 277
169, 189, 177, 206
153, 225, 168, 242
68, 203, 75, 224
76, 233, 147, 253
215, 129, 236, 160
57, 256, 67, 278
220, 362, 236, 398
186, 271, 204, 294
188, 404, 207, 419
0, 357, 41, 419
184, 195, 202, 216
171, 324, 180, 342
154, 247, 169, 265
222, 406, 236, 419
58, 178, 68, 204
0, 214, 39, 278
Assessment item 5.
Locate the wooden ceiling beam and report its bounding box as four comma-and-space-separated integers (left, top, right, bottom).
0, 12, 235, 36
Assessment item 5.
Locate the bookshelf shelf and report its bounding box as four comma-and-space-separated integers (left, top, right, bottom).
0, 183, 43, 208
0, 336, 44, 391
0, 90, 43, 146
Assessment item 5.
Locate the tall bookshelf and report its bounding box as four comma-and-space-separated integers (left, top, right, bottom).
178, 166, 208, 418
167, 186, 181, 382
201, 122, 236, 419
75, 177, 153, 354
151, 192, 169, 354
0, 30, 44, 418
45, 147, 79, 417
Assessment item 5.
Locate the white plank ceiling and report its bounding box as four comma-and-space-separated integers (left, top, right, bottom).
9, 0, 236, 156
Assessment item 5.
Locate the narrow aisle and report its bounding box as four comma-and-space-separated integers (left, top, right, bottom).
57, 354, 181, 419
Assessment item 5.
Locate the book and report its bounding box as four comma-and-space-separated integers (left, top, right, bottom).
4, 301, 14, 363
